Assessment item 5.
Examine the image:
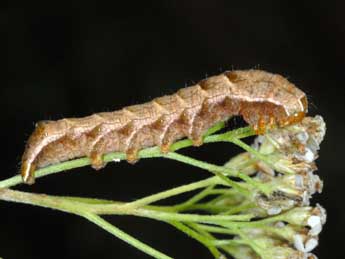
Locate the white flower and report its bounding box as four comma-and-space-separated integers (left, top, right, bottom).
293, 234, 319, 252
252, 115, 326, 175
265, 115, 325, 159
307, 216, 322, 236
254, 171, 323, 213
250, 236, 306, 259
295, 147, 315, 163
282, 205, 326, 237
267, 207, 282, 215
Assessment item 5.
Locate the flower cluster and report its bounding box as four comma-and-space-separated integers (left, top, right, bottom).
213, 116, 327, 258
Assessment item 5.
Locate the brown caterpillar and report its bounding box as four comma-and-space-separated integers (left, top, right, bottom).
21, 70, 307, 184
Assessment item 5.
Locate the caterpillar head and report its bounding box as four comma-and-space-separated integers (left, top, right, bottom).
227, 70, 308, 132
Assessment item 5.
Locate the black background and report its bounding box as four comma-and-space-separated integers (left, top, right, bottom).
3, 1, 345, 258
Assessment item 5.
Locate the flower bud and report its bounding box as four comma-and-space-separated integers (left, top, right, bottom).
252, 116, 326, 175
281, 205, 326, 237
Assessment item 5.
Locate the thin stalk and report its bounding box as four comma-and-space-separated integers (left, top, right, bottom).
164, 152, 270, 195
92, 206, 254, 223
122, 176, 220, 210
84, 213, 173, 259
184, 204, 234, 213
0, 188, 89, 215
217, 213, 284, 229
229, 138, 274, 170
212, 170, 250, 195
0, 188, 253, 259
213, 239, 248, 247
0, 123, 253, 189
205, 126, 255, 143
187, 222, 217, 240
172, 184, 216, 211
163, 152, 237, 176
168, 221, 222, 259
0, 188, 254, 225
221, 202, 255, 215
197, 224, 239, 236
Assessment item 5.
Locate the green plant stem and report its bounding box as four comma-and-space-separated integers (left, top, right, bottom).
217, 213, 284, 229
0, 188, 89, 215
90, 205, 254, 223
84, 213, 173, 259
229, 137, 274, 170
184, 204, 234, 213
0, 187, 259, 258
187, 222, 217, 240
197, 224, 239, 235
168, 221, 222, 259
163, 152, 271, 195
163, 152, 237, 176
221, 202, 255, 215
122, 176, 221, 210
0, 188, 254, 224
212, 170, 250, 195
0, 124, 255, 190
171, 184, 216, 211
62, 179, 240, 215
213, 239, 248, 247
205, 126, 255, 143
196, 225, 262, 255
0, 188, 253, 259
196, 222, 287, 256
8, 188, 174, 259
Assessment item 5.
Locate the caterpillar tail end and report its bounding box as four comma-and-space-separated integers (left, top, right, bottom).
21, 161, 36, 185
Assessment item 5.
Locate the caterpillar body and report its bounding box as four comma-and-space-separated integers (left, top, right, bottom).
21, 70, 308, 184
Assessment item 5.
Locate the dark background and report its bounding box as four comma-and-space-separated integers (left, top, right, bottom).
3, 1, 345, 258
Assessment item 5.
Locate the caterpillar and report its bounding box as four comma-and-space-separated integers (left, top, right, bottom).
21, 70, 307, 184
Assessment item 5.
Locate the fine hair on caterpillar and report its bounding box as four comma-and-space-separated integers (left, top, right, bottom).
21, 69, 308, 184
